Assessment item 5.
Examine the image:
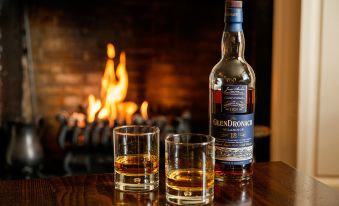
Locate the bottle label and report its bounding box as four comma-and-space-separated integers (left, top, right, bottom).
211, 113, 254, 165
225, 8, 243, 23
222, 85, 247, 113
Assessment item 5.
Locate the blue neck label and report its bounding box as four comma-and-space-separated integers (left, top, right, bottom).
224, 8, 243, 32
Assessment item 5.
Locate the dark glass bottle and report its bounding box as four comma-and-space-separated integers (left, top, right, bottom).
209, 0, 255, 182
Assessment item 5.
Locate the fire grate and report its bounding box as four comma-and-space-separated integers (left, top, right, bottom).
56, 111, 191, 175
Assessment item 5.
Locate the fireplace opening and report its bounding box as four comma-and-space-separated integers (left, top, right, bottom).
0, 0, 273, 179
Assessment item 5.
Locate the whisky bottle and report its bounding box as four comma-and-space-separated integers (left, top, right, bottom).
209, 0, 255, 182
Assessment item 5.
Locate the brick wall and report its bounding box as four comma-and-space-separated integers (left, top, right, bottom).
28, 0, 224, 136
27, 0, 273, 140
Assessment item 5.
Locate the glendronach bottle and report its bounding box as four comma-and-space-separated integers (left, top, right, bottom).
209, 0, 255, 182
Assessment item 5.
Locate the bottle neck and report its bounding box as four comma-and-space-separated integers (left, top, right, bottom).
222, 5, 244, 59
221, 27, 245, 60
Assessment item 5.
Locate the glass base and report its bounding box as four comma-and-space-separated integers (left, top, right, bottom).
215, 172, 252, 182
166, 186, 214, 205
115, 172, 159, 192
215, 174, 252, 182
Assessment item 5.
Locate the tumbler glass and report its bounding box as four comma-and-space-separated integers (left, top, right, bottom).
113, 125, 159, 191
165, 133, 215, 205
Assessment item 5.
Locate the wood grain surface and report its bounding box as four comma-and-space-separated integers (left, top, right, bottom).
0, 162, 338, 205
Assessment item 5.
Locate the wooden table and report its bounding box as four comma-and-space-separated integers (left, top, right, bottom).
0, 162, 339, 205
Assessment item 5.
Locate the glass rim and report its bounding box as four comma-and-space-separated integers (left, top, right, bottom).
113, 125, 160, 136
165, 133, 215, 145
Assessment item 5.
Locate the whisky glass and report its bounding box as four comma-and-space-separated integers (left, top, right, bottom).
165, 134, 215, 205
113, 125, 159, 192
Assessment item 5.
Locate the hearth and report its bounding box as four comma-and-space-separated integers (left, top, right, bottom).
52, 43, 191, 175
0, 0, 273, 179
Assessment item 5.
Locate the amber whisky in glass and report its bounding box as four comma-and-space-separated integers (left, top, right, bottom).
166, 169, 214, 191
114, 154, 159, 176
165, 134, 215, 205
113, 126, 160, 191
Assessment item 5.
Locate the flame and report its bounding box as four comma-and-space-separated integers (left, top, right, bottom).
107, 43, 115, 58
118, 102, 138, 125
69, 112, 86, 128
106, 53, 128, 103
97, 107, 109, 120
140, 101, 149, 120
86, 43, 141, 125
87, 95, 101, 123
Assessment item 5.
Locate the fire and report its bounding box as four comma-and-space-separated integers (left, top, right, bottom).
86, 43, 146, 125
118, 102, 138, 125
87, 95, 101, 123
140, 101, 149, 120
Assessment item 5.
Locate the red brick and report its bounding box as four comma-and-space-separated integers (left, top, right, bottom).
85, 72, 102, 84
83, 86, 100, 96
63, 96, 84, 107
54, 73, 84, 84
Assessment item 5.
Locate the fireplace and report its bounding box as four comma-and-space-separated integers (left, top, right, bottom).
0, 0, 273, 178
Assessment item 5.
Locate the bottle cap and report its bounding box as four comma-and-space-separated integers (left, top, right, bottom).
224, 0, 243, 31
226, 1, 243, 8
